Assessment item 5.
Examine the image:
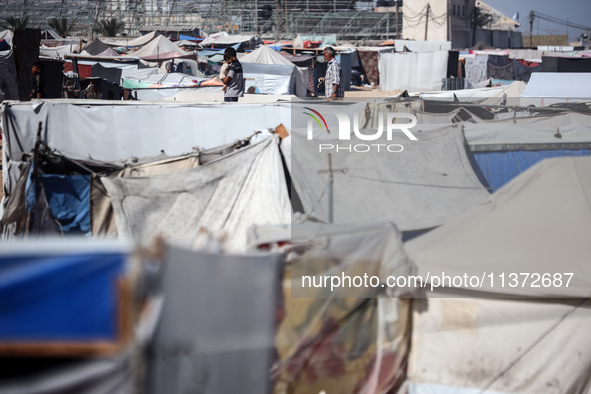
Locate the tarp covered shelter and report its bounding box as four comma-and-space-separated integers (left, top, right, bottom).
240, 45, 309, 97
403, 157, 591, 392
405, 156, 591, 298
124, 35, 187, 59
83, 39, 114, 56
287, 102, 490, 232
1, 101, 291, 206
101, 136, 291, 252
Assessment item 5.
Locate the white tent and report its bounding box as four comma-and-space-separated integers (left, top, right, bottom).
102, 136, 291, 252
287, 101, 490, 231
520, 73, 591, 107
103, 31, 158, 48
124, 35, 187, 59
404, 157, 591, 393
405, 156, 591, 298
240, 45, 309, 97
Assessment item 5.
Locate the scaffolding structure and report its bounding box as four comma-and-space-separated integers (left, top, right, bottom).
0, 0, 403, 41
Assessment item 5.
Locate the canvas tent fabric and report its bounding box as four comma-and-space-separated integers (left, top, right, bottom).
102, 31, 157, 48
288, 106, 489, 231
124, 35, 187, 59
379, 51, 449, 92
0, 48, 18, 101
91, 154, 198, 237
1, 101, 290, 201
101, 137, 291, 252
84, 39, 113, 56
520, 73, 591, 106
405, 157, 591, 298
407, 297, 591, 394
240, 45, 309, 97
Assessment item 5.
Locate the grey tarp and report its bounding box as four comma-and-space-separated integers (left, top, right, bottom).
147, 246, 282, 394
101, 136, 291, 252
287, 124, 489, 231
91, 154, 200, 237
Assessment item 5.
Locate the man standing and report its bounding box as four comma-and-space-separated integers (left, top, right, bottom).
323, 47, 344, 99
222, 47, 244, 102
30, 61, 46, 100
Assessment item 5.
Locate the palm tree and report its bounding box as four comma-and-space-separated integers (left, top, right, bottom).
95, 18, 125, 37
48, 17, 76, 38
0, 16, 29, 31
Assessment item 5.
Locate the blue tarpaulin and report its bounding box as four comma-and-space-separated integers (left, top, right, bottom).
0, 246, 126, 341
25, 170, 91, 234
470, 149, 591, 192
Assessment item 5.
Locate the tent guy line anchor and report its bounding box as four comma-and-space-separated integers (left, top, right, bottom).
318, 153, 347, 224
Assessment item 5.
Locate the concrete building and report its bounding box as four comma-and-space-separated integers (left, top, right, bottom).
402, 0, 475, 48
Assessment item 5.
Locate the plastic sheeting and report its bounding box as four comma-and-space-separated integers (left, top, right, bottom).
252, 223, 413, 394
407, 298, 591, 394
288, 118, 489, 231
40, 174, 91, 233
240, 45, 309, 97
394, 40, 451, 53
243, 63, 296, 95
147, 246, 282, 394
379, 51, 449, 92
405, 156, 591, 298
124, 35, 187, 59
471, 149, 591, 191
0, 239, 127, 341
0, 49, 18, 101
101, 137, 291, 252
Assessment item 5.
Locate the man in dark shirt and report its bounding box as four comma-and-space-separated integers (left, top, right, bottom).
30, 61, 46, 100
222, 47, 244, 102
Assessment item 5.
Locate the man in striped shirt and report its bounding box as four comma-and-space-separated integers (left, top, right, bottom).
323, 47, 344, 99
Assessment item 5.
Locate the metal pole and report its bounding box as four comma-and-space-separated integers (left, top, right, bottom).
255, 0, 258, 36
328, 154, 333, 224
276, 0, 280, 41
395, 0, 399, 39
529, 11, 534, 47
424, 3, 430, 41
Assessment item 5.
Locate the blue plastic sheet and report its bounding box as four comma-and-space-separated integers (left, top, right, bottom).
0, 250, 125, 341
471, 150, 591, 192
41, 175, 91, 234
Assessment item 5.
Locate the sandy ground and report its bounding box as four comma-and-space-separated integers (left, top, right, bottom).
344, 88, 403, 98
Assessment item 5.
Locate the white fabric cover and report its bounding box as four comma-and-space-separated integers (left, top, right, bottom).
201, 32, 252, 46
120, 67, 159, 84
419, 81, 526, 105
379, 51, 449, 92
164, 91, 297, 103
242, 63, 295, 95
240, 46, 309, 97
288, 124, 489, 231
102, 137, 291, 252
134, 86, 223, 100
408, 297, 591, 394
521, 73, 591, 107
405, 157, 591, 298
